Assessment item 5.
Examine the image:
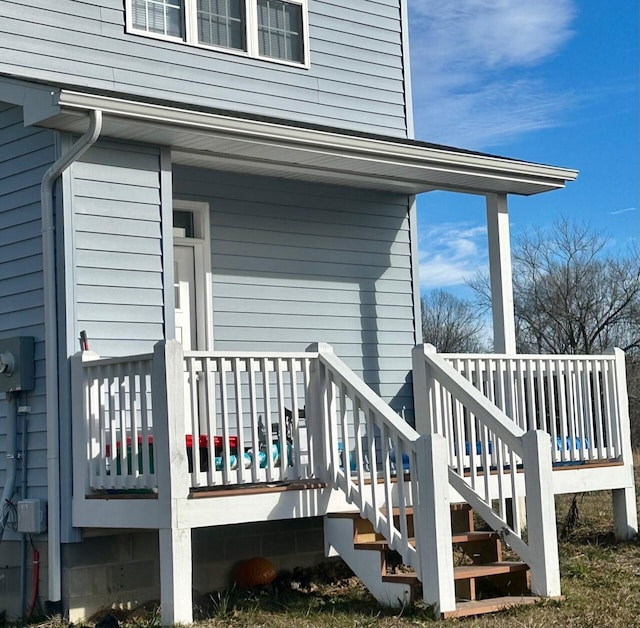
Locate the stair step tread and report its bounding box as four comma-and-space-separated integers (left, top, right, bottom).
354, 530, 499, 552
328, 502, 471, 521
454, 561, 529, 579
354, 538, 415, 551
382, 561, 528, 585
443, 595, 542, 619
452, 531, 500, 544
381, 572, 420, 585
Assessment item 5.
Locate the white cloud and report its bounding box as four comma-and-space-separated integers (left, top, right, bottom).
419, 222, 487, 289
609, 207, 637, 216
409, 0, 577, 148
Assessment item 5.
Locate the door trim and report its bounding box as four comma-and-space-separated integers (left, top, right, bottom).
173, 199, 214, 351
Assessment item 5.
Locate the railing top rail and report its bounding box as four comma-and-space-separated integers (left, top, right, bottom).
81, 353, 154, 368
319, 350, 419, 446
421, 349, 525, 452
439, 352, 619, 362
184, 350, 318, 360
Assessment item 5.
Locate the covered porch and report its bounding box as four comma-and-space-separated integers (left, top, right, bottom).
19, 85, 635, 622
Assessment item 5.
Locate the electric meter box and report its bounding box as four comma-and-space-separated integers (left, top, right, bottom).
17, 499, 47, 534
0, 336, 34, 392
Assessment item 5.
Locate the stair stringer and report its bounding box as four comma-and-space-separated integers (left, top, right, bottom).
324, 515, 412, 608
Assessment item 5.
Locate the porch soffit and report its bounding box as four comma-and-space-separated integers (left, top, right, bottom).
38, 89, 578, 196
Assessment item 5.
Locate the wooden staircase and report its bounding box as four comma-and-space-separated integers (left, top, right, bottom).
325, 504, 543, 619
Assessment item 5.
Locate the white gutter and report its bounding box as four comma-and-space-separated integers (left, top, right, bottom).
41, 109, 102, 606
53, 91, 579, 189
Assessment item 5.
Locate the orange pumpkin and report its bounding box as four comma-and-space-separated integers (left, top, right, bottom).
235, 556, 277, 588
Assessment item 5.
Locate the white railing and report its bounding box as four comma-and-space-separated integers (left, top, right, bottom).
73, 347, 318, 492
413, 344, 561, 598
315, 345, 456, 612
73, 352, 156, 492
183, 351, 316, 488
441, 351, 626, 464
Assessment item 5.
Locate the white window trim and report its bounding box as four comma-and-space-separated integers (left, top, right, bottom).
125, 0, 310, 69
172, 199, 215, 351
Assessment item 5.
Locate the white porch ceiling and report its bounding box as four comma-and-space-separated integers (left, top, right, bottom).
35, 89, 578, 196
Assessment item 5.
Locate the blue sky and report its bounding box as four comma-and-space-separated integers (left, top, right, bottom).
408, 0, 639, 297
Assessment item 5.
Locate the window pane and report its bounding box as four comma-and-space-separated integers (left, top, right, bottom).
197, 0, 245, 50
132, 0, 185, 39
257, 0, 303, 63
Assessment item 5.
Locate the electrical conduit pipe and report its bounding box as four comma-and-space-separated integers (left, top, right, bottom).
41, 110, 102, 607
0, 395, 18, 542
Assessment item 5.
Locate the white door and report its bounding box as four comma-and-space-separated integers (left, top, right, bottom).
174, 245, 197, 351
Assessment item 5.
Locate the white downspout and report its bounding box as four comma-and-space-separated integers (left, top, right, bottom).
41, 110, 102, 607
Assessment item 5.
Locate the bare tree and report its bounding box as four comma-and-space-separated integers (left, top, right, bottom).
421, 289, 488, 352
470, 218, 640, 355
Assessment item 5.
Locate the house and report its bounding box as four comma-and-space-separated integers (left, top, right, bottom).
0, 0, 636, 623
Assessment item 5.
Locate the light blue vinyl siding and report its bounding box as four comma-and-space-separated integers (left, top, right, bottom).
70, 141, 167, 357
173, 166, 416, 417
0, 0, 408, 136
0, 103, 53, 500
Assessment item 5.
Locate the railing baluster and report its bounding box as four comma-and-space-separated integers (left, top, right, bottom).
234, 357, 246, 484
290, 359, 302, 478
602, 360, 616, 458
219, 358, 231, 484
353, 397, 365, 503
339, 382, 351, 498
365, 407, 379, 527
381, 423, 394, 542
247, 358, 259, 483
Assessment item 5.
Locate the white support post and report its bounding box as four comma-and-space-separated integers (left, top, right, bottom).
70, 351, 97, 502
159, 527, 193, 625
608, 348, 638, 539
486, 193, 516, 354
306, 343, 334, 481
412, 344, 436, 434
152, 340, 192, 625
153, 340, 190, 502
415, 433, 456, 615
522, 430, 561, 597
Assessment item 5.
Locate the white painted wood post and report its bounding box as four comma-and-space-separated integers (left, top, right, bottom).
415, 433, 456, 615
159, 528, 193, 626
306, 343, 334, 480
608, 348, 638, 539
411, 344, 435, 434
522, 430, 561, 597
70, 351, 99, 501
152, 340, 193, 625
486, 193, 516, 354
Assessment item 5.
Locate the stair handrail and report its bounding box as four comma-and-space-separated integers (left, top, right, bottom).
308, 343, 456, 613
413, 344, 561, 598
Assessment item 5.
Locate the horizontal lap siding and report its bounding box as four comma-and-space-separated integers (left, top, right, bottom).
72, 141, 165, 357
0, 0, 408, 136
0, 103, 53, 500
173, 166, 415, 418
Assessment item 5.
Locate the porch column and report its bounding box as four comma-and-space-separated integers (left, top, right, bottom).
486, 193, 516, 354
152, 340, 193, 625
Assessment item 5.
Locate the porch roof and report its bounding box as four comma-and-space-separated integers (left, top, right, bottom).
18, 81, 578, 196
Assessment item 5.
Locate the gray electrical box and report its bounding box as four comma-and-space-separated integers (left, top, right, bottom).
17, 499, 47, 534
0, 336, 34, 392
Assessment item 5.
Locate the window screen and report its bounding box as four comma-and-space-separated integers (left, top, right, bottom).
197, 0, 245, 50
132, 0, 185, 38
257, 0, 303, 63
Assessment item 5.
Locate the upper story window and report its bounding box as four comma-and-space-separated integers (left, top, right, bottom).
127, 0, 309, 66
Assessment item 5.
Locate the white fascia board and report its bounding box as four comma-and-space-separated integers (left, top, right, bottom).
54, 90, 578, 192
